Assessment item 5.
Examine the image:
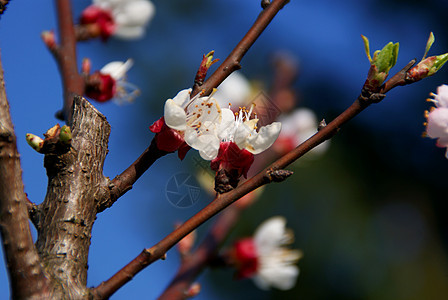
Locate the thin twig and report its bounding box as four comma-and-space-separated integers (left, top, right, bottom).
55, 0, 84, 122
98, 139, 168, 212
0, 0, 10, 15
191, 0, 290, 98
159, 205, 242, 300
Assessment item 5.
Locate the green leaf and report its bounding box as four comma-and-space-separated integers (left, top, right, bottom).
361, 35, 372, 63
429, 53, 448, 76
374, 42, 399, 73
423, 32, 435, 60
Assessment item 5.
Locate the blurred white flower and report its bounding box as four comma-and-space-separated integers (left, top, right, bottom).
274, 108, 329, 155
213, 71, 251, 108
85, 59, 139, 103
426, 84, 448, 158
233, 216, 302, 290
81, 0, 155, 40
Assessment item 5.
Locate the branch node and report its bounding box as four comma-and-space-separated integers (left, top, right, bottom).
265, 168, 293, 183
261, 0, 271, 9
358, 88, 386, 105
318, 119, 327, 131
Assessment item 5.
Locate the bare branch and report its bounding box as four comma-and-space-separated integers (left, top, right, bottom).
191, 0, 290, 98
54, 0, 85, 121
35, 96, 111, 297
98, 140, 168, 212
0, 50, 51, 299
159, 205, 242, 300
0, 0, 10, 15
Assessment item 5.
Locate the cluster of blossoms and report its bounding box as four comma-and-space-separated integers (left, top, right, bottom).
150, 88, 282, 178
84, 59, 139, 104
80, 0, 155, 40
425, 84, 448, 158
232, 216, 302, 290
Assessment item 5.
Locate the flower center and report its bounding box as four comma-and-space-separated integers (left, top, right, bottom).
185, 90, 221, 134
225, 103, 258, 142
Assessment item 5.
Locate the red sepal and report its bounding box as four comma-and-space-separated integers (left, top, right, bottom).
80, 5, 115, 40
85, 72, 116, 102
211, 141, 254, 178
234, 238, 259, 279
149, 117, 190, 158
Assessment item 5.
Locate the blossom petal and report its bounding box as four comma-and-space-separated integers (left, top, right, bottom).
435, 85, 448, 107
233, 123, 252, 149
114, 1, 155, 27
172, 88, 192, 107
184, 128, 220, 160
253, 264, 299, 290
100, 59, 133, 80
113, 26, 145, 39
218, 108, 236, 140
214, 71, 251, 108
164, 99, 187, 131
247, 122, 282, 154
427, 107, 448, 141
187, 96, 222, 127
254, 216, 287, 255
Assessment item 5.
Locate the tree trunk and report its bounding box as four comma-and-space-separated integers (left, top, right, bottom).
35, 96, 111, 298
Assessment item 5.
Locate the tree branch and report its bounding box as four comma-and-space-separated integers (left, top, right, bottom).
55, 0, 84, 122
0, 50, 51, 299
90, 59, 418, 299
35, 96, 111, 298
98, 139, 168, 212
0, 0, 10, 15
159, 205, 242, 300
191, 0, 290, 98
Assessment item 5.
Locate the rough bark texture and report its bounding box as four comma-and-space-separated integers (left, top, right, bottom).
0, 52, 51, 298
35, 96, 111, 298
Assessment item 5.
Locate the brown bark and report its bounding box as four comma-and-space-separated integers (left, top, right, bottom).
0, 52, 51, 298
35, 96, 111, 298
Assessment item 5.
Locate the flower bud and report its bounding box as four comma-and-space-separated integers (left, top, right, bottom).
26, 134, 44, 152
362, 35, 399, 91
194, 50, 219, 85
407, 32, 448, 82
41, 30, 56, 49
185, 283, 201, 298
407, 54, 448, 82
82, 58, 91, 75
59, 125, 72, 145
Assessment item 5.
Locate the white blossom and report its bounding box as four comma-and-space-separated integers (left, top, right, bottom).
252, 216, 302, 290
213, 71, 251, 108
426, 84, 448, 158
276, 108, 329, 155
94, 0, 155, 39
164, 89, 222, 160
101, 59, 139, 104
217, 105, 282, 155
